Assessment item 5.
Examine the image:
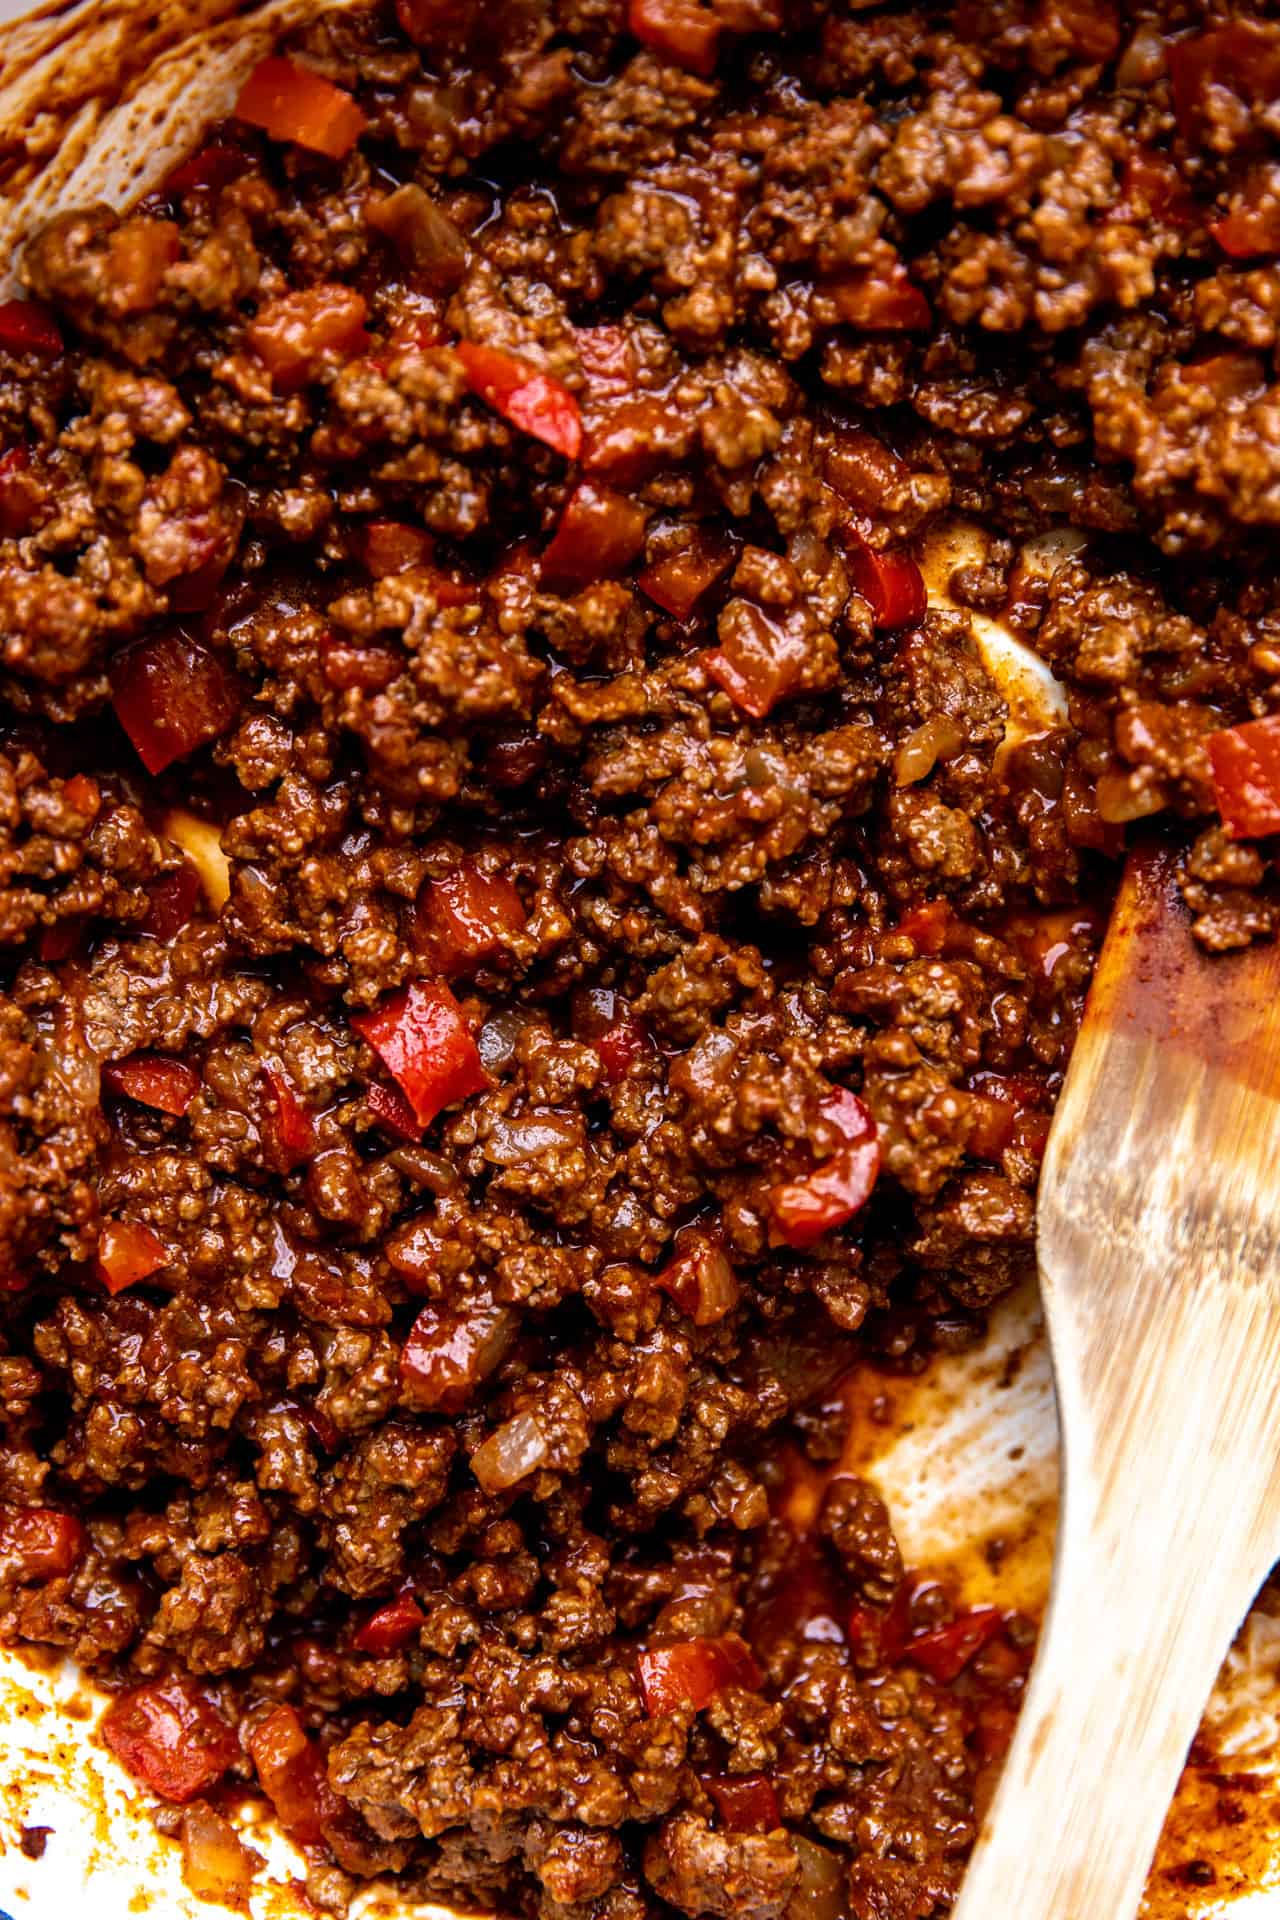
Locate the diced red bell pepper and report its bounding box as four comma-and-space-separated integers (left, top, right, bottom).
583, 396, 680, 487
102, 1053, 200, 1116
165, 144, 247, 196
1210, 200, 1280, 259
769, 1135, 880, 1251
96, 1220, 170, 1294
351, 981, 487, 1130
0, 299, 62, 358
319, 634, 403, 693
656, 1230, 739, 1327
572, 987, 651, 1082
102, 1678, 239, 1805
0, 1505, 86, 1581
416, 866, 526, 976
359, 520, 434, 576
705, 604, 809, 720
704, 1774, 780, 1832
541, 481, 648, 591
1167, 24, 1280, 144
846, 540, 926, 629
247, 1703, 342, 1845
828, 267, 931, 333
400, 1297, 516, 1412
395, 0, 478, 49
1207, 714, 1280, 839
272, 1394, 340, 1454
1114, 151, 1196, 226
142, 860, 203, 940
247, 284, 370, 392
62, 773, 100, 818
897, 900, 953, 955
627, 0, 721, 75
366, 1080, 423, 1141
262, 1068, 315, 1171
234, 55, 366, 160
817, 1085, 876, 1149
575, 324, 637, 397
965, 1073, 1050, 1164
110, 633, 240, 776
904, 1607, 1006, 1685
38, 919, 84, 964
639, 529, 736, 621
354, 1587, 426, 1654
871, 1574, 923, 1664
455, 343, 582, 460
637, 1634, 762, 1716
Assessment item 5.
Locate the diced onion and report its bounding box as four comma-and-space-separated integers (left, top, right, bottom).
893, 715, 964, 786
471, 1412, 549, 1492
181, 1803, 255, 1903
163, 809, 231, 909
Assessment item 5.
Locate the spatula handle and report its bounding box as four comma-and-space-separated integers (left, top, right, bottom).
953, 1409, 1276, 1920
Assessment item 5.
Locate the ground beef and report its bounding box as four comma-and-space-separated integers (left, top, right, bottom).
0, 2, 1274, 1916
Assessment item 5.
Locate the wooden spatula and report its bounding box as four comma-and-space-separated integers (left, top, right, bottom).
952, 837, 1280, 1919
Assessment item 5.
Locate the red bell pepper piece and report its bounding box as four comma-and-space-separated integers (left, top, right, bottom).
1114, 151, 1196, 227
637, 1634, 761, 1716
817, 1085, 876, 1148
0, 299, 62, 358
627, 0, 721, 75
769, 1117, 880, 1251
655, 1230, 739, 1327
234, 55, 366, 160
319, 635, 403, 692
247, 284, 370, 392
400, 1297, 516, 1412
0, 1505, 86, 1581
1207, 714, 1280, 839
247, 1704, 342, 1845
142, 860, 203, 939
1210, 200, 1280, 259
639, 529, 736, 621
262, 1069, 315, 1171
102, 1053, 200, 1116
704, 1774, 780, 1832
904, 1607, 1006, 1684
846, 540, 926, 629
366, 1080, 423, 1141
705, 604, 810, 720
572, 988, 651, 1082
354, 1587, 426, 1654
455, 343, 582, 460
828, 267, 930, 332
541, 481, 647, 591
897, 900, 953, 954
165, 144, 247, 196
583, 395, 681, 487
416, 866, 526, 976
102, 1679, 239, 1805
1167, 24, 1280, 144
359, 520, 433, 577
96, 1221, 170, 1294
351, 981, 487, 1130
110, 634, 240, 775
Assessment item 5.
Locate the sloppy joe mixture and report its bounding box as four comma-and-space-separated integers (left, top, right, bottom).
0, 2, 1276, 1914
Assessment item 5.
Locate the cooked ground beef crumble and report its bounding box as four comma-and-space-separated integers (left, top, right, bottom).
0, 1, 1278, 1913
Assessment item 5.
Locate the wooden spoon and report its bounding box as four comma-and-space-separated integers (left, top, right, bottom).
953, 837, 1280, 1919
